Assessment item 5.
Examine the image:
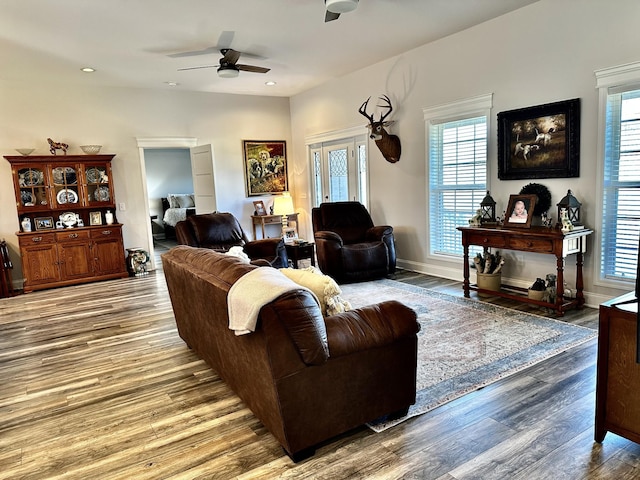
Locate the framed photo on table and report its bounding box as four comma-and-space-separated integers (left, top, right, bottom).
253, 200, 267, 216
243, 140, 288, 196
497, 98, 580, 180
505, 194, 537, 228
283, 226, 298, 244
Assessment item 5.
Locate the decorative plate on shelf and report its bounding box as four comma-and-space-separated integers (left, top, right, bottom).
56, 188, 79, 204
59, 212, 77, 228
85, 167, 104, 184
21, 190, 35, 206
52, 167, 77, 185
19, 169, 44, 187
94, 186, 110, 202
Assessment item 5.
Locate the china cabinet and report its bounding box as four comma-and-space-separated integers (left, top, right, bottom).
4, 154, 128, 292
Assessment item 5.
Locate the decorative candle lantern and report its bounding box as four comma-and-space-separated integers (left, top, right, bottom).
480, 191, 497, 224
557, 189, 582, 226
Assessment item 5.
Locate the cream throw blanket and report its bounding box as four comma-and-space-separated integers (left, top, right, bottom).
228, 267, 319, 336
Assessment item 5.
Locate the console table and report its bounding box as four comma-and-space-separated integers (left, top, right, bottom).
251, 213, 299, 240
457, 225, 593, 316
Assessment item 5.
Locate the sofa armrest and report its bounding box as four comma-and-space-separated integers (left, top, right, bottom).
244, 238, 288, 268
265, 290, 329, 366
325, 300, 418, 358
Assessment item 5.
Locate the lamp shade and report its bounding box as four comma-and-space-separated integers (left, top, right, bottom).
273, 192, 294, 216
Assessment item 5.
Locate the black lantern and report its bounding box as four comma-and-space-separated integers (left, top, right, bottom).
557, 189, 582, 225
480, 191, 496, 224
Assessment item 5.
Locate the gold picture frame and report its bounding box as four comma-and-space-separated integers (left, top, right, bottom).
89, 211, 102, 226
243, 140, 288, 196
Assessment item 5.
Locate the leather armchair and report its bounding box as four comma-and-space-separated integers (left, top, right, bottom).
312, 202, 396, 283
175, 212, 288, 268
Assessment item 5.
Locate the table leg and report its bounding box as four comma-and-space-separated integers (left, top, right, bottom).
576, 249, 585, 307
555, 254, 565, 316
462, 243, 470, 297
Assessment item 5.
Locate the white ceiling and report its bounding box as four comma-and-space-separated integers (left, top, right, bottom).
1, 0, 537, 97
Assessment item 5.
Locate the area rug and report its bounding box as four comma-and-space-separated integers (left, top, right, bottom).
339, 279, 597, 432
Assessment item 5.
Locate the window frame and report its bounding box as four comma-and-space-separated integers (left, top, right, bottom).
594, 61, 640, 288
423, 94, 493, 262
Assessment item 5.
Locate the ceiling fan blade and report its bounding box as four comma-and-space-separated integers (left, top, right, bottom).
221, 48, 241, 65
167, 46, 219, 58
177, 65, 217, 71
236, 64, 270, 74
325, 10, 341, 22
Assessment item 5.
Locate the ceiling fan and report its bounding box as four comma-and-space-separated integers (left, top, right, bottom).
173, 48, 270, 78
325, 0, 359, 22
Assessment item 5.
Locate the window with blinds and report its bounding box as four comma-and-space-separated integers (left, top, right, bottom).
601, 88, 640, 282
429, 116, 487, 256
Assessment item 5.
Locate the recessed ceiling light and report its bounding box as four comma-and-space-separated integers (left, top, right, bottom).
80, 67, 96, 73
165, 81, 179, 87
265, 81, 276, 86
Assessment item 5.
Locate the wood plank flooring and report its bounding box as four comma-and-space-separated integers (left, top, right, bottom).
1, 242, 639, 479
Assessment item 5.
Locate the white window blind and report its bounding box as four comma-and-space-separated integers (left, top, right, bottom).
429, 116, 487, 256
601, 88, 640, 282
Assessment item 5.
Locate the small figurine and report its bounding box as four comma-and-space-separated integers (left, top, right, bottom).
47, 138, 69, 155
468, 209, 482, 226
544, 273, 557, 303
559, 207, 573, 232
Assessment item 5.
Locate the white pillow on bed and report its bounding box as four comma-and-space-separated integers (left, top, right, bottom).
167, 194, 195, 208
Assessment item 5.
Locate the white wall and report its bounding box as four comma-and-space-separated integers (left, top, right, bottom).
0, 83, 291, 281
289, 0, 640, 305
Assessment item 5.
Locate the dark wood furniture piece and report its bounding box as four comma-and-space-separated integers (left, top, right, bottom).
4, 154, 128, 293
0, 240, 14, 298
457, 225, 593, 316
285, 242, 315, 269
595, 292, 640, 444
251, 213, 299, 240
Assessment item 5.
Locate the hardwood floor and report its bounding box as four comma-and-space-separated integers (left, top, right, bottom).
1, 243, 639, 479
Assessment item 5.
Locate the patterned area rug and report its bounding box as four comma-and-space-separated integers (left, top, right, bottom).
339, 279, 597, 432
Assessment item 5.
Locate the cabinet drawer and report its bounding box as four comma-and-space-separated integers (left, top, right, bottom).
56, 230, 91, 242
90, 227, 121, 240
466, 233, 506, 248
19, 233, 56, 246
508, 237, 554, 253
261, 216, 282, 225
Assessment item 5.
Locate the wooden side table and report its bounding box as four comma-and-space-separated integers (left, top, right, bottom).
252, 213, 299, 240
285, 242, 315, 269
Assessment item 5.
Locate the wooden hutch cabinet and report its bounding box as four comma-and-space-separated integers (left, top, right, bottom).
4, 154, 128, 292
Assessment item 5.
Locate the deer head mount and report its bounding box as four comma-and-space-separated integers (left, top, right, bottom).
358, 95, 401, 163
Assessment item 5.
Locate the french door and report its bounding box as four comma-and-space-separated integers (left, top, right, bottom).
310, 136, 368, 207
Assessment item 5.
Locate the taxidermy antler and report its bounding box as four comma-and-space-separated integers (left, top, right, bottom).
358, 95, 401, 163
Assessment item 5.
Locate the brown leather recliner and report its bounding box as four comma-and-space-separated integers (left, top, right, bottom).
175, 212, 288, 268
312, 202, 396, 283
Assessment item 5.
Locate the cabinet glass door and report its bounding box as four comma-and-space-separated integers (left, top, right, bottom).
83, 164, 111, 205
17, 167, 48, 209
51, 165, 80, 208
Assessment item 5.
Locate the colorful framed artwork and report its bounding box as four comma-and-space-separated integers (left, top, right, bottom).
243, 140, 288, 196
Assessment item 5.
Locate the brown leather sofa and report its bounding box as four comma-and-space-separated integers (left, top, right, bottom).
162, 246, 419, 461
312, 202, 397, 283
175, 212, 288, 268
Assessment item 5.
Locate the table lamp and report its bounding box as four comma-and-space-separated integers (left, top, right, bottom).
272, 192, 294, 234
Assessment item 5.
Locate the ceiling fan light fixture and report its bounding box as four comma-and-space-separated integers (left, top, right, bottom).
217, 64, 239, 78
325, 0, 358, 14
